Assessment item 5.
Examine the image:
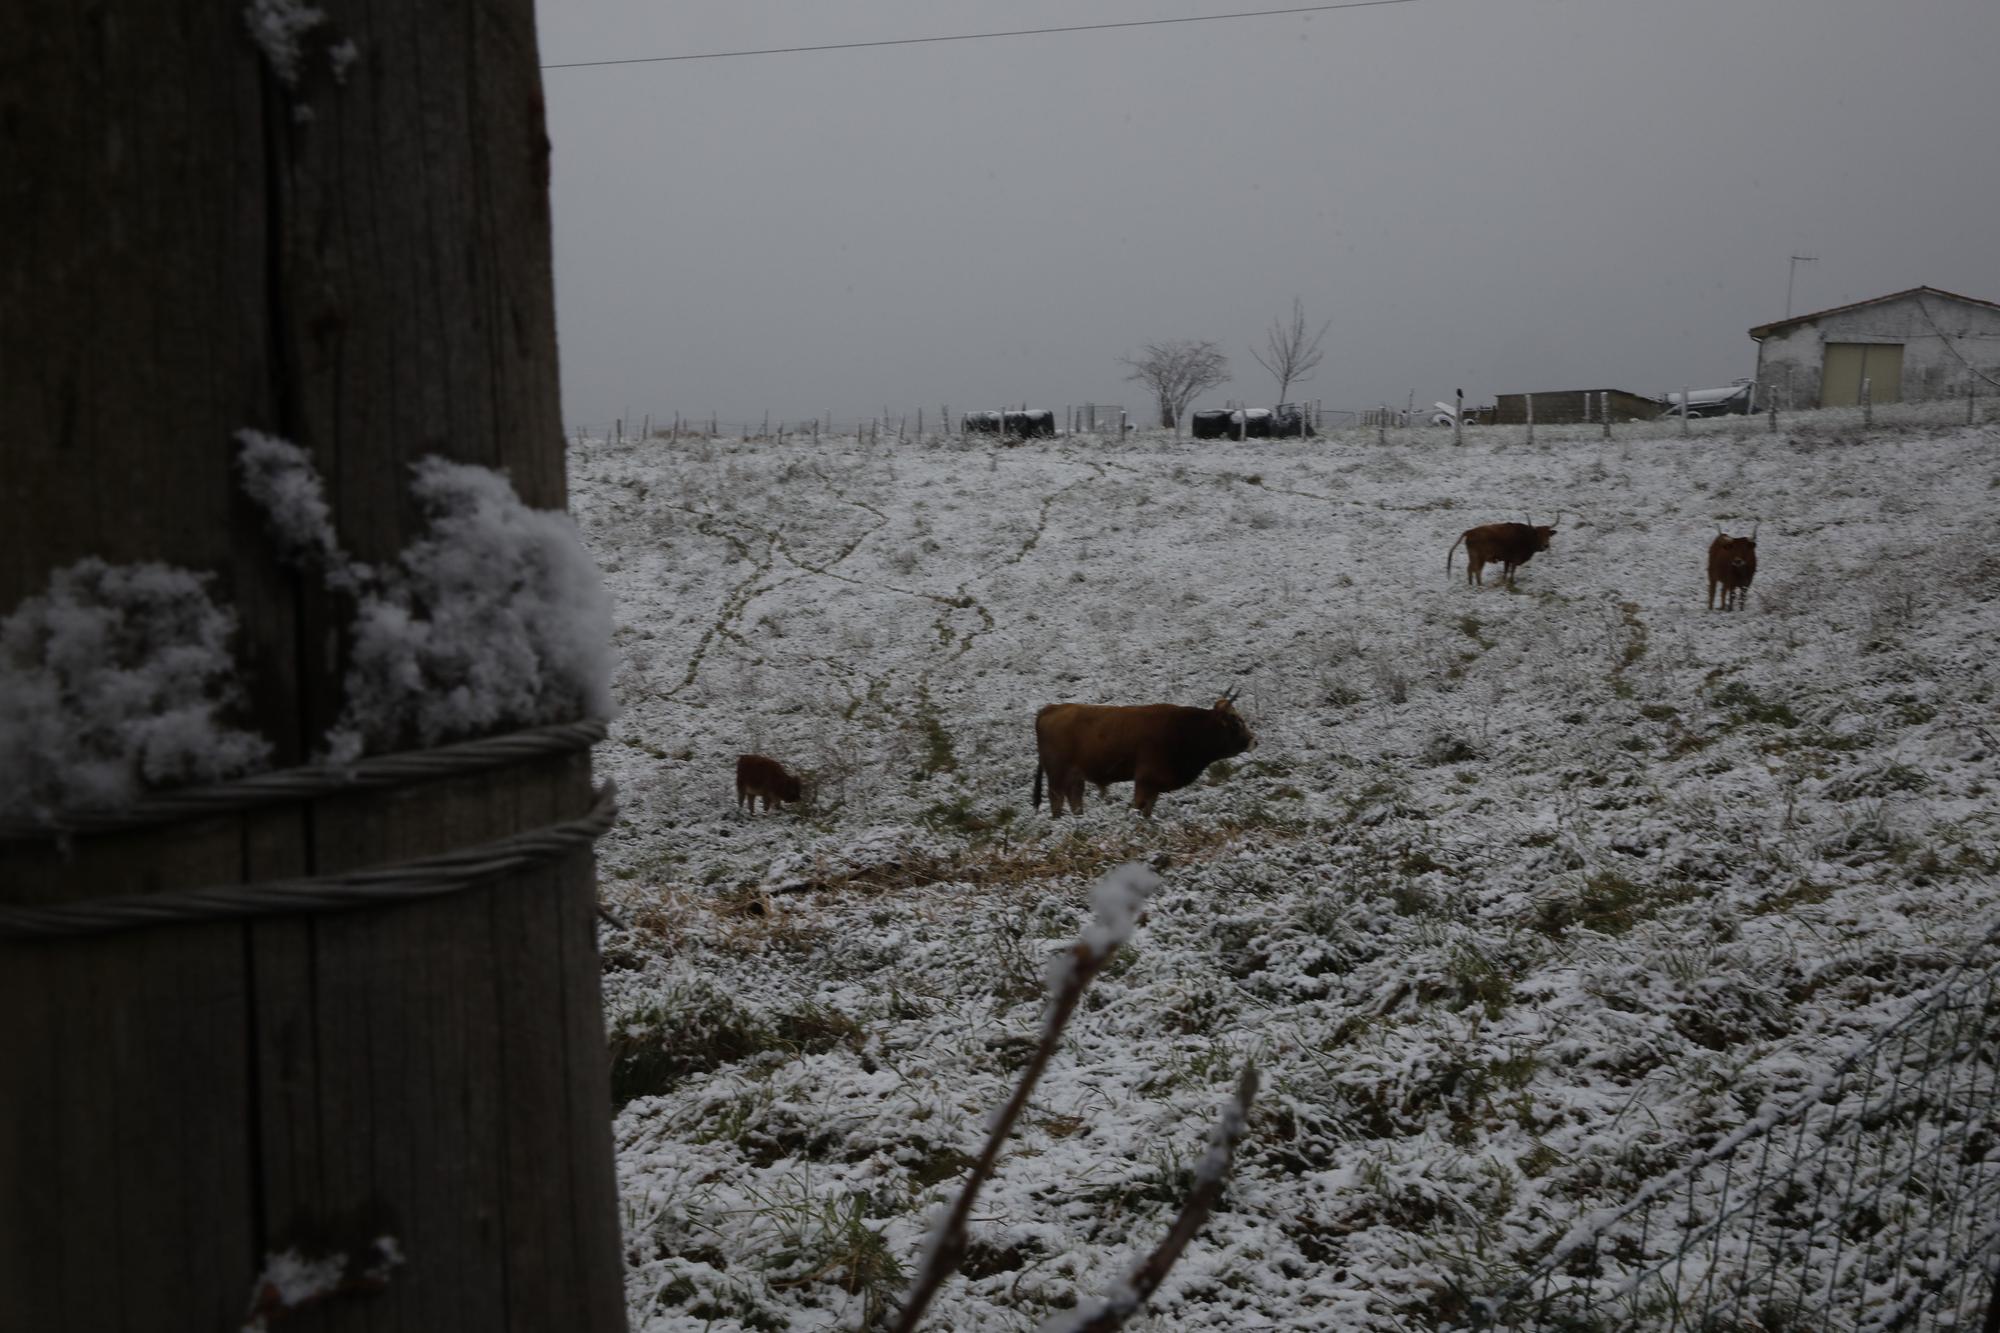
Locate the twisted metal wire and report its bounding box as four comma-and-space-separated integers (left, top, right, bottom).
0, 783, 618, 942
0, 719, 609, 842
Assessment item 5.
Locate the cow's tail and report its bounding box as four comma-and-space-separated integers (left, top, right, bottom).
1447, 534, 1464, 577
1032, 763, 1044, 812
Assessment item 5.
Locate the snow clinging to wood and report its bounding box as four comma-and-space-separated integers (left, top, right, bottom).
242, 0, 326, 87
236, 434, 616, 761
0, 559, 270, 818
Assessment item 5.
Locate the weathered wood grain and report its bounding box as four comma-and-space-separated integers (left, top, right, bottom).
0, 1, 624, 1328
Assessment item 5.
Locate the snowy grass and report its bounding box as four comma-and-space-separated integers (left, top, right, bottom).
573, 410, 2000, 1331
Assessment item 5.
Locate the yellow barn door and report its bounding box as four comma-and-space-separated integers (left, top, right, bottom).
1822, 342, 1904, 406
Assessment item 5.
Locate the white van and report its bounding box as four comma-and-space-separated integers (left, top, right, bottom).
1662, 380, 1756, 418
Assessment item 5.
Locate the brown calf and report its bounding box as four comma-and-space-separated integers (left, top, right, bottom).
735, 754, 804, 812
1033, 691, 1255, 818
1707, 524, 1759, 610
1448, 516, 1559, 587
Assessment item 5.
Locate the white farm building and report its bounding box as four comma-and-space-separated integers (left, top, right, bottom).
1750, 285, 2000, 409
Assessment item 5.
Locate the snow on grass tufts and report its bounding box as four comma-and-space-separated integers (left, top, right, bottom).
583, 420, 2000, 1332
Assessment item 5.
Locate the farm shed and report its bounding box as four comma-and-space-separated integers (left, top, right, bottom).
1491, 389, 1662, 425
1750, 286, 2000, 408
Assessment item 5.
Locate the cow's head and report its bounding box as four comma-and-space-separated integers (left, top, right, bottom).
1716, 523, 1758, 571
1212, 688, 1257, 753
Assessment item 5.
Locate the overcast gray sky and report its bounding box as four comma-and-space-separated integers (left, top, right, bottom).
535, 0, 1999, 428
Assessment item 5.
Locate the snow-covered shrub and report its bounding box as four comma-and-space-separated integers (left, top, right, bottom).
0, 559, 271, 817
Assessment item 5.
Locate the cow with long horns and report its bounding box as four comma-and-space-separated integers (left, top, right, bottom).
1448, 514, 1561, 587
1033, 690, 1255, 818
1707, 523, 1759, 610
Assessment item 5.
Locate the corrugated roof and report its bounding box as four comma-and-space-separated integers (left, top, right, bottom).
1749, 285, 2000, 339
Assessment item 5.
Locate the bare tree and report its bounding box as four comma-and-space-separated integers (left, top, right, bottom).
1121, 340, 1230, 432
1249, 297, 1331, 405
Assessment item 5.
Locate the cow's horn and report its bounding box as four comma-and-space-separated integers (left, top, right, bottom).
1222, 684, 1241, 704
1751, 518, 1760, 540
1552, 509, 1563, 528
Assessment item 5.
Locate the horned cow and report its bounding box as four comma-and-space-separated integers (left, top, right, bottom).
1033, 691, 1255, 818
1448, 515, 1560, 587
1707, 524, 1759, 610
735, 753, 804, 813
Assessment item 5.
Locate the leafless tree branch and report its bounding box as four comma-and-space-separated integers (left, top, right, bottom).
1120, 340, 1230, 432
888, 864, 1160, 1333
1043, 1063, 1261, 1333
1248, 297, 1330, 406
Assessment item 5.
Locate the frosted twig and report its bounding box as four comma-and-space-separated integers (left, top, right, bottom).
1040, 1063, 1261, 1333
889, 863, 1160, 1333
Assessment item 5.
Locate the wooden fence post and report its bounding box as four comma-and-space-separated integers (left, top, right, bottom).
1681, 386, 1691, 437
1862, 376, 1873, 427
1525, 393, 1535, 446
0, 5, 627, 1329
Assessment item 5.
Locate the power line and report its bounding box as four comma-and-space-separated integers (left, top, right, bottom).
540, 1, 1421, 71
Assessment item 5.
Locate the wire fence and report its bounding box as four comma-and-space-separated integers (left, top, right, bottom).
1462, 917, 2000, 1333
566, 395, 1997, 449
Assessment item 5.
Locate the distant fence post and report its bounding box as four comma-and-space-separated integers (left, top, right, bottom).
1769, 391, 1779, 433
1862, 376, 1873, 427
1680, 387, 1690, 437
1524, 393, 1535, 446
1601, 391, 1612, 440
1454, 389, 1465, 447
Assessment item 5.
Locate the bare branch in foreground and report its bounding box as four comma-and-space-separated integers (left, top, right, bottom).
1038, 1062, 1261, 1333
888, 863, 1160, 1333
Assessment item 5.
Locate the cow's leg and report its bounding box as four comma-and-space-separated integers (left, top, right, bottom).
1132, 782, 1159, 818
1708, 579, 1716, 611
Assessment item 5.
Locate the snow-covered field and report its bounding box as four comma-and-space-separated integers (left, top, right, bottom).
572, 409, 2000, 1332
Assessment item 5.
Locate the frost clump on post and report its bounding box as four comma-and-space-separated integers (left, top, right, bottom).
235, 432, 615, 761
0, 559, 272, 818
236, 431, 367, 592
241, 1235, 404, 1332
242, 0, 326, 86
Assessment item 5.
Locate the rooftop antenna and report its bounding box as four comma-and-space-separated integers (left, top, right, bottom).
1785, 255, 1818, 318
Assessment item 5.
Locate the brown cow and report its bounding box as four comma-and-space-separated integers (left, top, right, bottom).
1033, 691, 1255, 818
735, 753, 804, 812
1448, 516, 1559, 587
1707, 523, 1759, 610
